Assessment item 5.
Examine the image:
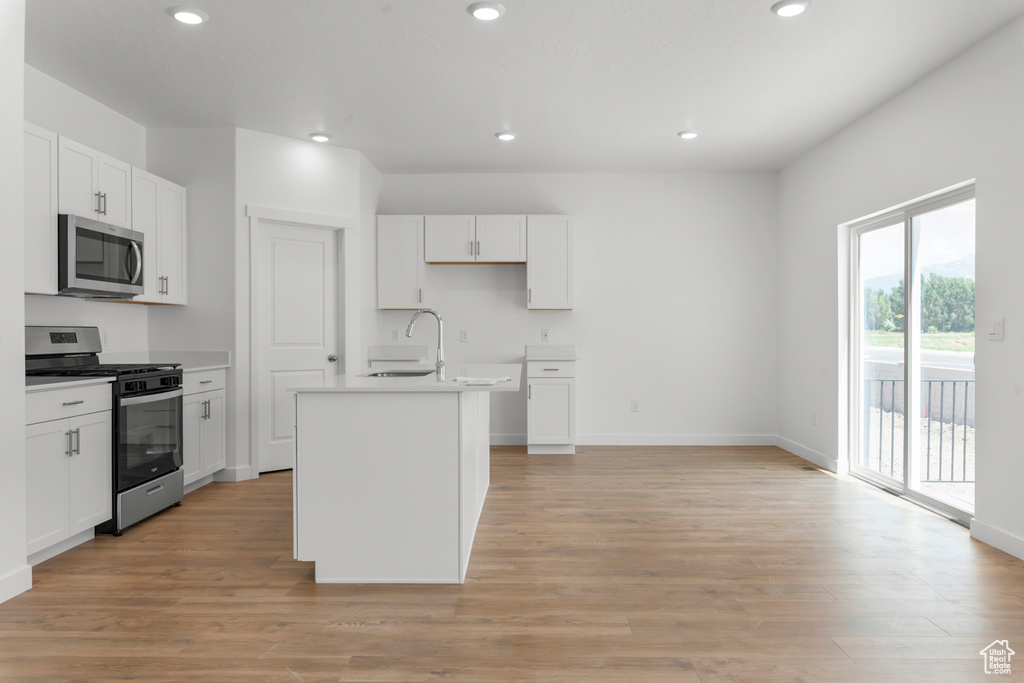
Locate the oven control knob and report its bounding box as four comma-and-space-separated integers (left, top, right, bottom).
327, 354, 338, 362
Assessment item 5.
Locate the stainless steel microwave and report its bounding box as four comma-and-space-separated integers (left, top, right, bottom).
58, 214, 144, 299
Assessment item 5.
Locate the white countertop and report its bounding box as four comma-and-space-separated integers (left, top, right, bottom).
25, 376, 114, 392
295, 363, 523, 393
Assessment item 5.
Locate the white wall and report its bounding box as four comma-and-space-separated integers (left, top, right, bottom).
777, 17, 1024, 558
233, 128, 367, 478
23, 64, 150, 352
375, 172, 779, 444
0, 0, 31, 603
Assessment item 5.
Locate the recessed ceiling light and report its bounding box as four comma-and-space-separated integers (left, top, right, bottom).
309, 133, 330, 143
168, 6, 209, 24
770, 0, 810, 17
495, 132, 516, 141
677, 131, 698, 140
467, 2, 506, 21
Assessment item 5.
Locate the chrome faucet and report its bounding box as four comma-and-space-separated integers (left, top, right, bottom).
406, 308, 445, 381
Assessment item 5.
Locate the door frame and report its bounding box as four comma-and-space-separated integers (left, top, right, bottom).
246, 205, 360, 475
846, 182, 975, 524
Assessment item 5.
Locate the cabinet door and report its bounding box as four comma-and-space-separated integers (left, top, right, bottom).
158, 180, 187, 304
182, 394, 204, 485
475, 215, 526, 262
98, 155, 132, 229
527, 378, 575, 445
201, 391, 226, 477
377, 216, 426, 309
58, 136, 99, 218
131, 168, 161, 303
24, 123, 59, 295
68, 411, 112, 535
26, 420, 71, 555
424, 215, 475, 263
527, 216, 574, 309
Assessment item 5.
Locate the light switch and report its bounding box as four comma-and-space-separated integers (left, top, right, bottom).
989, 317, 1005, 341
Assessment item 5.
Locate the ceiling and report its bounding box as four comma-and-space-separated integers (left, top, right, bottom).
23, 0, 1024, 173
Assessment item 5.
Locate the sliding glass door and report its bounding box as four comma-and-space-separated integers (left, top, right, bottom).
852, 188, 976, 522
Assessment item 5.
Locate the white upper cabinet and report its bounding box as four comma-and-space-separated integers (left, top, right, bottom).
377, 215, 427, 309
527, 215, 574, 309
132, 168, 187, 304
424, 215, 476, 262
424, 215, 527, 263
58, 136, 132, 229
24, 123, 59, 295
475, 215, 527, 262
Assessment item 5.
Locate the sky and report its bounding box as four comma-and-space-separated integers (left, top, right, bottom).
860, 199, 975, 282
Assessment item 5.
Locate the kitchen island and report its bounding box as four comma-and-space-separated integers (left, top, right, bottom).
293, 363, 522, 583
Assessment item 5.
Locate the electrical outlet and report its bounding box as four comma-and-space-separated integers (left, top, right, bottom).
460, 329, 469, 343
541, 329, 550, 342
391, 330, 399, 342
631, 399, 640, 413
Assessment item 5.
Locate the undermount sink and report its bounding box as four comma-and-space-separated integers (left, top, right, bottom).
365, 370, 436, 377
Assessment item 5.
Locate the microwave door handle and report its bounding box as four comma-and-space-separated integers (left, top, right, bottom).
129, 241, 142, 285
119, 388, 184, 406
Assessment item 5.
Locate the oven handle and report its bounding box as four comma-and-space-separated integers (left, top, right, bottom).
119, 388, 184, 406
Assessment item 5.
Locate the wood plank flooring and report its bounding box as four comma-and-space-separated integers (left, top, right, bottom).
1, 445, 1023, 681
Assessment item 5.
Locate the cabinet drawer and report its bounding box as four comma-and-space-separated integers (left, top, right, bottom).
526, 361, 575, 378
27, 384, 111, 425
184, 369, 226, 395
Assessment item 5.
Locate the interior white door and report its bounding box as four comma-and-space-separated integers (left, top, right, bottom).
256, 222, 339, 473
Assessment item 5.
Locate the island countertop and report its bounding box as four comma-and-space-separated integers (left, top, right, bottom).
294, 363, 522, 393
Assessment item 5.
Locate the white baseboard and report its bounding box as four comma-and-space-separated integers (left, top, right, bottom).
217, 465, 253, 482
0, 563, 32, 605
774, 436, 848, 474
970, 518, 1024, 562
580, 433, 777, 447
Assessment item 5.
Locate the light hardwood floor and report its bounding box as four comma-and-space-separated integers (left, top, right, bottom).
2, 446, 1023, 682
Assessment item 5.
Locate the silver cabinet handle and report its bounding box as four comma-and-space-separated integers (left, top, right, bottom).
65, 430, 73, 457
199, 380, 213, 385
95, 191, 103, 214
528, 289, 532, 303
418, 288, 423, 303
528, 385, 532, 399
476, 240, 481, 257
73, 428, 81, 455
543, 368, 559, 371
203, 399, 211, 420
469, 240, 475, 256
328, 354, 338, 362
62, 400, 85, 407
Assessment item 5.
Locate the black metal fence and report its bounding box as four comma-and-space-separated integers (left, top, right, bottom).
864, 378, 975, 484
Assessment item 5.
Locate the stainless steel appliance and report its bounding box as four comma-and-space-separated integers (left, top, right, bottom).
58, 214, 144, 299
26, 326, 183, 535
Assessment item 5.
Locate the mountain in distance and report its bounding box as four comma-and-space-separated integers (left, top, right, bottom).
864, 252, 975, 293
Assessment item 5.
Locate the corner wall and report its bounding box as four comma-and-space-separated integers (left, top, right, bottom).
777, 17, 1024, 557
0, 0, 31, 603
374, 171, 779, 445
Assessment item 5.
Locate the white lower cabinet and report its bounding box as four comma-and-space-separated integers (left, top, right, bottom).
525, 347, 577, 455
183, 370, 226, 487
26, 401, 112, 557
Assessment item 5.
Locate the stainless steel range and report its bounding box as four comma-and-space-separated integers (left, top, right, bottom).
26, 326, 184, 535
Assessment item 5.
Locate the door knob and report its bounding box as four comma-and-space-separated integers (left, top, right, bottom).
327, 354, 338, 362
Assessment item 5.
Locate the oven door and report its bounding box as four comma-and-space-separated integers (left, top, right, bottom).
117, 388, 183, 491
